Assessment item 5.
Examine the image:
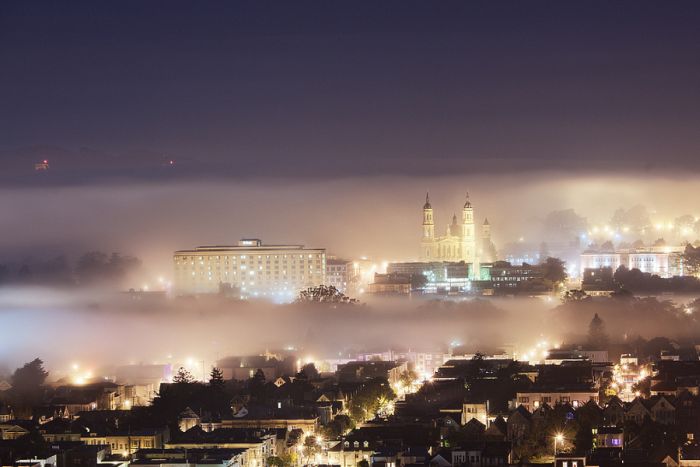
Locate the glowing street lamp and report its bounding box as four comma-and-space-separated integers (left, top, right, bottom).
554, 433, 564, 456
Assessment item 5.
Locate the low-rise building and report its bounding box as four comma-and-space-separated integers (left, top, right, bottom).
515, 384, 599, 412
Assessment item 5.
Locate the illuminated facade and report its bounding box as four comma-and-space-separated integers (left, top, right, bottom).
580, 245, 685, 278
325, 258, 353, 292
173, 239, 325, 300
420, 193, 494, 278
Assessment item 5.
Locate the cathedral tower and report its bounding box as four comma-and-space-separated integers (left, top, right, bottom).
421, 193, 435, 260
461, 193, 476, 263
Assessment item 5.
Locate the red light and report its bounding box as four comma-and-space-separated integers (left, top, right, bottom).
43, 159, 48, 164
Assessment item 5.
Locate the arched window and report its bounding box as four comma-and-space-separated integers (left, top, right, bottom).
353, 441, 359, 448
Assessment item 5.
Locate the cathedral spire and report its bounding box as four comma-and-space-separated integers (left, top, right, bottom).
423, 192, 432, 209
463, 192, 472, 209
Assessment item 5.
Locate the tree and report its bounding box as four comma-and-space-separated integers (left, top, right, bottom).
653, 238, 666, 247
12, 358, 48, 389
683, 243, 700, 276
10, 358, 49, 411
562, 289, 589, 303
173, 367, 195, 384
248, 369, 267, 395
610, 205, 651, 234
75, 251, 141, 286
267, 454, 297, 467
296, 363, 320, 380
587, 313, 609, 349
399, 370, 418, 387
542, 257, 567, 284
348, 378, 396, 424
543, 209, 588, 242
600, 241, 614, 251
296, 285, 358, 304
209, 367, 225, 388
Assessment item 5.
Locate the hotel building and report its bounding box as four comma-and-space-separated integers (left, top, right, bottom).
173, 239, 326, 300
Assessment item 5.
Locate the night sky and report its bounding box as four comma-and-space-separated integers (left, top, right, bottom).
2, 1, 700, 184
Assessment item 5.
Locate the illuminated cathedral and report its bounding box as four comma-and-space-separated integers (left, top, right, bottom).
420, 193, 496, 274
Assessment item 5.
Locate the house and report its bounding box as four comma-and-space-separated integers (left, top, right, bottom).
0, 423, 30, 440
603, 396, 625, 426
81, 427, 168, 457
327, 438, 373, 467
462, 401, 489, 426
131, 448, 249, 467
649, 395, 676, 425
680, 445, 700, 467
625, 398, 653, 424
506, 406, 531, 444
0, 404, 14, 423
446, 441, 512, 466
484, 416, 507, 441
178, 407, 201, 432
554, 456, 587, 467
166, 427, 276, 466
595, 426, 623, 449
220, 405, 318, 434
624, 395, 676, 425
336, 361, 409, 387
38, 418, 85, 442
515, 383, 599, 412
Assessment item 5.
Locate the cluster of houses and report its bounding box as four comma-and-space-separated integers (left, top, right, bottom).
2, 354, 700, 466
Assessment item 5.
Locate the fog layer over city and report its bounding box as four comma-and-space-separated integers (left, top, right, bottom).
2, 172, 700, 377
1, 284, 699, 380
2, 172, 700, 273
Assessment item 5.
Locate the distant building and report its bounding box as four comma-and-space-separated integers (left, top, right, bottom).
387, 261, 475, 294
325, 258, 353, 292
367, 273, 412, 295
336, 360, 408, 386
420, 193, 495, 278
580, 245, 686, 278
515, 384, 599, 411
489, 261, 546, 293
174, 239, 325, 300
581, 267, 616, 294
34, 159, 50, 171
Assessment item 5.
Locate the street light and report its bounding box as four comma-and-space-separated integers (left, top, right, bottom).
554, 433, 564, 456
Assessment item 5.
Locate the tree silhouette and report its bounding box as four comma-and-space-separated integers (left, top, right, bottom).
587, 313, 609, 349
296, 363, 320, 380
209, 367, 225, 388
683, 243, 700, 276
296, 285, 358, 304
542, 257, 567, 283
10, 358, 49, 411
173, 367, 195, 384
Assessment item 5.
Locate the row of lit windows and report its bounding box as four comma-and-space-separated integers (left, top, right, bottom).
176, 253, 324, 261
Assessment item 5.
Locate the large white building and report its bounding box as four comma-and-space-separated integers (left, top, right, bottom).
580, 245, 685, 278
173, 239, 325, 300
